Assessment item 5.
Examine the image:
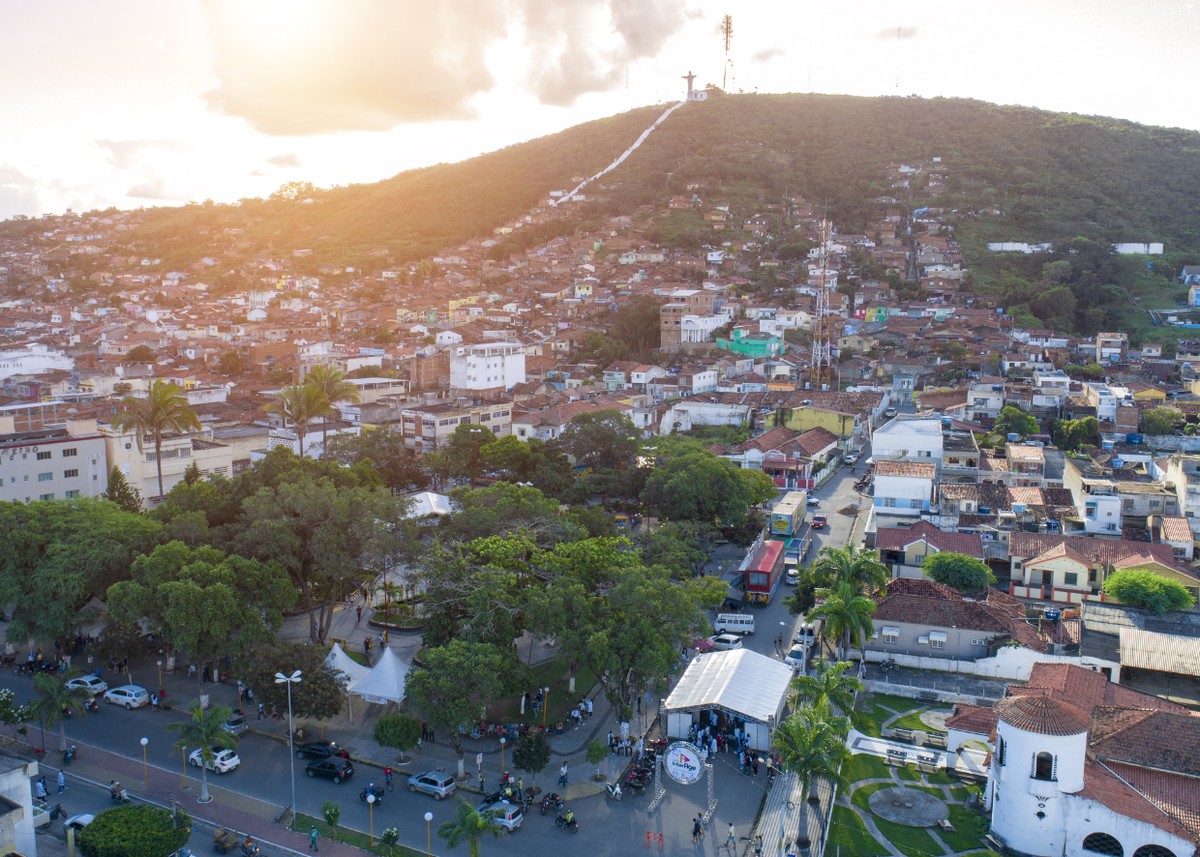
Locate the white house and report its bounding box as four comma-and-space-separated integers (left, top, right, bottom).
0, 344, 73, 383
872, 459, 937, 518
449, 342, 526, 392
871, 417, 944, 469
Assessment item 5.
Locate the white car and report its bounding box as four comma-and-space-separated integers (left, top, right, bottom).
709, 633, 743, 651
806, 496, 820, 506
476, 800, 524, 832
784, 645, 807, 669
103, 684, 149, 709
188, 747, 240, 774
66, 675, 108, 695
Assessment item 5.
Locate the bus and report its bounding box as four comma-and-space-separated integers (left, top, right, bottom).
769, 491, 807, 538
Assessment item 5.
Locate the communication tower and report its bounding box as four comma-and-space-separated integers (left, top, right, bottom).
809, 218, 835, 390
721, 15, 733, 91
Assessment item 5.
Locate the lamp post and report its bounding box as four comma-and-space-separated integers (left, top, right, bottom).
140, 737, 149, 785
499, 737, 506, 776
424, 811, 433, 856
542, 686, 550, 729
156, 659, 163, 695
275, 669, 302, 831
366, 792, 375, 845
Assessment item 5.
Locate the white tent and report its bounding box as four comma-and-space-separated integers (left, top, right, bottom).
325, 642, 371, 687
349, 646, 409, 705
403, 491, 454, 519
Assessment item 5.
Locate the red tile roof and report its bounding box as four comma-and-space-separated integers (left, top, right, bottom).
1104, 761, 1200, 844
995, 694, 1090, 736
874, 460, 936, 479
874, 578, 1049, 652
1089, 708, 1200, 777
1010, 663, 1192, 717
1009, 532, 1183, 572
874, 521, 984, 558
1079, 760, 1198, 844
944, 703, 998, 736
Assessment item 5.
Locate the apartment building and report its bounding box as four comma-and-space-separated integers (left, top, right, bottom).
659, 289, 718, 349
0, 417, 108, 503
399, 399, 512, 453
449, 343, 526, 395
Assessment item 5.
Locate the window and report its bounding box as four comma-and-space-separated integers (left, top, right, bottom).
62, 448, 77, 457
996, 736, 1005, 766
1082, 833, 1123, 857
37, 472, 53, 482
39, 493, 54, 501
881, 627, 899, 644
63, 469, 78, 479
64, 490, 80, 499
1032, 751, 1055, 781
36, 451, 51, 460
1131, 847, 1176, 857
1064, 572, 1078, 587
928, 630, 947, 649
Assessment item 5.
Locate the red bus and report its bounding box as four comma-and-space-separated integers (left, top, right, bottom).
743, 539, 786, 605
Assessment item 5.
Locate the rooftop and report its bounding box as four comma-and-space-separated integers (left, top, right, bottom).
995, 693, 1090, 736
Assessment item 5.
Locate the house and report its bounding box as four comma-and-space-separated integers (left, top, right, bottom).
871, 417, 944, 469
399, 399, 512, 453
874, 521, 985, 578
872, 459, 937, 519
1095, 331, 1129, 364
0, 417, 108, 504
512, 397, 634, 443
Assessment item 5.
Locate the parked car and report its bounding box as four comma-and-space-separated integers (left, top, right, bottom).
188, 747, 241, 774
102, 685, 149, 709
297, 740, 348, 760
806, 496, 820, 506
409, 770, 456, 800
884, 407, 897, 418
222, 712, 247, 735
846, 453, 860, 465
811, 515, 827, 530
476, 800, 524, 832
785, 566, 800, 586
305, 758, 354, 783
708, 633, 743, 652
794, 623, 816, 645
66, 676, 108, 695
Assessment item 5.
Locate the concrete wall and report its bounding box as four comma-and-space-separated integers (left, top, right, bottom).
862, 645, 1120, 683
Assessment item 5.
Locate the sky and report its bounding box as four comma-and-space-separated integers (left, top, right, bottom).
2, 0, 1199, 221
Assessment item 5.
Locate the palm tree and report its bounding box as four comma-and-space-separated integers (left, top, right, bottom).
265, 383, 327, 458
111, 379, 201, 501
808, 579, 876, 660
438, 798, 502, 857
305, 366, 360, 455
790, 659, 864, 728
774, 707, 851, 851
29, 673, 91, 752
810, 545, 889, 593
167, 701, 237, 804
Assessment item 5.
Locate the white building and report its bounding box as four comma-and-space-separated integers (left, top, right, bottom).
0, 344, 73, 383
0, 417, 108, 503
1083, 382, 1120, 422
967, 382, 1005, 424
449, 342, 526, 392
872, 459, 937, 518
871, 417, 944, 469
102, 424, 233, 506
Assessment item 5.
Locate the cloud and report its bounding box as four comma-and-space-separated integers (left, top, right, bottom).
874, 26, 919, 40
266, 153, 301, 168
0, 167, 41, 220
200, 0, 689, 135
752, 46, 786, 63
96, 139, 184, 170
127, 179, 177, 201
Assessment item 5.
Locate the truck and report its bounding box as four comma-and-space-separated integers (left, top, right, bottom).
769, 490, 807, 538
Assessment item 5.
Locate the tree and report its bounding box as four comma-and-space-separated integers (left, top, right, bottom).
440, 424, 497, 487
218, 349, 245, 376
78, 805, 192, 857
374, 713, 422, 762
305, 365, 360, 454
809, 546, 889, 593
324, 427, 429, 493
994, 405, 1038, 438
111, 381, 134, 397
406, 641, 527, 779
111, 379, 201, 500
265, 383, 328, 458
480, 435, 574, 497
29, 672, 92, 751
790, 660, 863, 728
167, 701, 237, 803
556, 410, 640, 472
182, 461, 202, 486
937, 341, 968, 363
512, 731, 552, 786
1102, 569, 1196, 614
1143, 406, 1185, 436
1051, 417, 1100, 451
641, 450, 776, 530
236, 642, 348, 720
440, 483, 580, 548
103, 466, 143, 513
774, 707, 850, 849
124, 344, 156, 363
922, 552, 996, 591
808, 580, 876, 660
438, 798, 503, 857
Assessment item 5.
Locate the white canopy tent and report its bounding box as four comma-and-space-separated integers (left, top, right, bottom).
662, 649, 794, 750
349, 646, 409, 705
403, 491, 454, 519
325, 642, 371, 686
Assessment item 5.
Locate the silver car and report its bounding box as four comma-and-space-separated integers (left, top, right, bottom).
408, 770, 456, 800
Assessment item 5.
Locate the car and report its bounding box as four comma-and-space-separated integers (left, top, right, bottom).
708, 633, 743, 651
846, 453, 860, 465
188, 747, 241, 774
305, 758, 354, 783
297, 740, 348, 760
102, 684, 149, 709
222, 712, 248, 735
66, 676, 108, 695
884, 407, 897, 418
409, 770, 456, 800
811, 515, 827, 530
63, 813, 94, 832
784, 646, 807, 669
785, 566, 800, 586
794, 622, 816, 645
476, 800, 524, 832
806, 496, 821, 506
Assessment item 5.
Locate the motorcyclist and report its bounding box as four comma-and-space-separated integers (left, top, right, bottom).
563, 808, 575, 827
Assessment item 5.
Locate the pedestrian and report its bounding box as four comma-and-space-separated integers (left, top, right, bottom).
57, 770, 65, 793
308, 824, 319, 852
187, 663, 196, 679
558, 761, 569, 786
271, 703, 279, 720
151, 692, 159, 711
726, 823, 736, 849
356, 605, 363, 623
752, 755, 760, 776
384, 766, 393, 791
257, 702, 265, 720
203, 665, 211, 684
754, 834, 764, 857
35, 777, 47, 801
421, 719, 429, 741
478, 771, 485, 792
692, 816, 703, 844
245, 686, 254, 704
517, 776, 524, 801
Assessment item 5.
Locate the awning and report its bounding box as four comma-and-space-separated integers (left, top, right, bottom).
928, 630, 948, 643
881, 626, 901, 636
1120, 627, 1200, 677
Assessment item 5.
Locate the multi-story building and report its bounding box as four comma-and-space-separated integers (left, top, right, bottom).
871, 417, 944, 469
659, 289, 718, 349
449, 343, 526, 396
103, 423, 233, 506
0, 416, 108, 503
1095, 331, 1128, 364
966, 381, 1004, 425
399, 399, 513, 453
1162, 453, 1200, 537
1005, 443, 1045, 487
872, 459, 937, 519
1082, 381, 1120, 422
1062, 457, 1122, 536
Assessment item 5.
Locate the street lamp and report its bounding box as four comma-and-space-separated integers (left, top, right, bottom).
366, 792, 375, 845
156, 660, 163, 695
424, 811, 433, 856
541, 686, 550, 729
499, 736, 506, 775
140, 737, 149, 785
275, 669, 302, 831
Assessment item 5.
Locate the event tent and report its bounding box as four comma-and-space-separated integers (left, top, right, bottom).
325, 642, 371, 687
349, 646, 409, 705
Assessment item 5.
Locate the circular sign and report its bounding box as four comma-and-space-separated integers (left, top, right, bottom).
663, 741, 705, 785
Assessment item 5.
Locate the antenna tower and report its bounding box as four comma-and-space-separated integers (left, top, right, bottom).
721, 15, 733, 90
810, 217, 835, 390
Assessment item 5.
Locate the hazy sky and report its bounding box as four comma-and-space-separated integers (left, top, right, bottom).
2, 0, 1198, 220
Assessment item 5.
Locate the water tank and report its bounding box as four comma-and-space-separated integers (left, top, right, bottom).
1006, 433, 1020, 442
941, 417, 952, 426
1044, 608, 1061, 622
1012, 503, 1026, 514
1102, 440, 1115, 450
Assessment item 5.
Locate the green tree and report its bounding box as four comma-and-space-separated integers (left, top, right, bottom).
406, 641, 527, 779
124, 344, 156, 363
265, 383, 328, 458
1051, 417, 1100, 451
78, 805, 192, 857
305, 365, 361, 454
438, 798, 503, 857
922, 552, 996, 591
167, 701, 237, 803
808, 579, 876, 660
641, 450, 776, 530
556, 410, 640, 472
439, 424, 497, 487
1142, 406, 1185, 436
236, 642, 348, 720
790, 660, 863, 728
512, 731, 552, 786
373, 713, 422, 762
324, 427, 429, 493
102, 466, 143, 513
774, 707, 850, 848
29, 672, 92, 751
218, 349, 245, 375
994, 405, 1038, 438
1102, 569, 1196, 614
809, 546, 889, 593
480, 435, 574, 497
440, 483, 580, 548
111, 379, 201, 500
182, 461, 202, 486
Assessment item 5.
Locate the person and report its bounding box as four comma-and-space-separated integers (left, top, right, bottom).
726, 823, 736, 849
692, 815, 704, 843
187, 663, 196, 679
151, 692, 159, 711
244, 835, 254, 850
356, 605, 363, 623
562, 807, 575, 827
558, 761, 569, 786
516, 776, 524, 801
203, 665, 211, 683
57, 770, 65, 793
478, 771, 485, 792
583, 697, 593, 716
257, 702, 265, 721
35, 778, 47, 801
384, 766, 393, 791
309, 825, 319, 852
754, 834, 764, 857
752, 755, 760, 776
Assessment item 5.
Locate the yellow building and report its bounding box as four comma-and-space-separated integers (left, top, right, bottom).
765, 405, 857, 438
1127, 381, 1166, 403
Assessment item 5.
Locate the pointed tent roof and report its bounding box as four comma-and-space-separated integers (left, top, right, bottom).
349, 646, 409, 704
325, 642, 371, 687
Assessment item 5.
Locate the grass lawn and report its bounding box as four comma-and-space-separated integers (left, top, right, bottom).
939, 805, 989, 852
297, 812, 425, 857
828, 806, 889, 857
487, 658, 599, 725
842, 753, 895, 783
890, 709, 941, 733
873, 817, 942, 857
923, 769, 956, 785
896, 765, 922, 782
950, 786, 971, 801
850, 780, 893, 812
868, 693, 925, 713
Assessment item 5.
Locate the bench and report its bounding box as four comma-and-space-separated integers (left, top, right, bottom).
886, 750, 908, 767
925, 733, 948, 749
892, 727, 914, 742
939, 819, 956, 833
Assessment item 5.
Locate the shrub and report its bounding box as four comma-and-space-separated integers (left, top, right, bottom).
78, 806, 191, 857
1103, 569, 1196, 614
322, 800, 340, 827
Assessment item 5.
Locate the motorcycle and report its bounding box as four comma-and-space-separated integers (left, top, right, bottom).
555, 810, 579, 833
111, 787, 130, 804
604, 781, 622, 801
83, 697, 99, 714
49, 803, 64, 821
359, 784, 384, 804
880, 658, 898, 672
540, 792, 562, 816
63, 745, 76, 765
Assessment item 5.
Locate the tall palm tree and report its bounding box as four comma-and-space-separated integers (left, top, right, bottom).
790, 659, 864, 728
305, 366, 360, 455
438, 798, 502, 857
29, 673, 91, 752
774, 707, 850, 850
808, 579, 876, 660
111, 379, 201, 501
167, 701, 237, 804
265, 383, 327, 458
810, 545, 889, 593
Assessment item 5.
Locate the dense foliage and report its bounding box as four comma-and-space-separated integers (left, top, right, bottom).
79, 805, 191, 857
1102, 569, 1196, 614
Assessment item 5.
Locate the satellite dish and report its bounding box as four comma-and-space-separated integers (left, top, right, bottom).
146, 310, 160, 323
